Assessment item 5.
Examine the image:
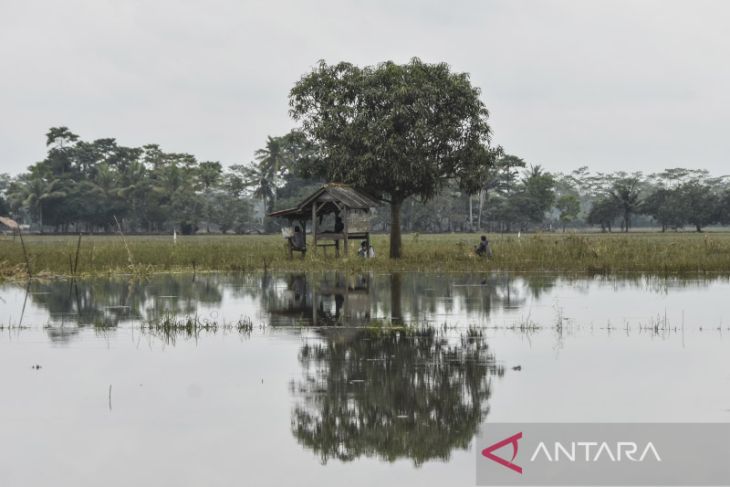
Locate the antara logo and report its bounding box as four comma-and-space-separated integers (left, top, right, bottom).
530, 441, 662, 462
481, 432, 662, 474
481, 432, 523, 474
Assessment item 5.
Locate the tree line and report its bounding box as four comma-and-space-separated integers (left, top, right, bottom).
2, 127, 730, 235
1, 59, 729, 244
1, 127, 253, 234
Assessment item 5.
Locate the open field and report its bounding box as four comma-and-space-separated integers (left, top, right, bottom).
3, 232, 730, 279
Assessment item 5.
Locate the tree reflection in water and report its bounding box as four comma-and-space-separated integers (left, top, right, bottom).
13, 275, 231, 342
7, 270, 564, 343
290, 327, 504, 465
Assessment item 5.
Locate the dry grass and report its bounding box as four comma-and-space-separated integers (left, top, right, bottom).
2, 231, 730, 279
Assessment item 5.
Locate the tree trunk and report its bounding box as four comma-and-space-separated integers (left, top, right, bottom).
389, 197, 403, 259
696, 224, 702, 232
390, 272, 402, 324
624, 210, 630, 233
468, 195, 473, 232
477, 189, 484, 231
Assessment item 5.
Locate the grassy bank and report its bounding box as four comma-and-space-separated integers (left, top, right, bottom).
2, 232, 730, 279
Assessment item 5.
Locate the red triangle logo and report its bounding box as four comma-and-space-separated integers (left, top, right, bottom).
481, 432, 523, 474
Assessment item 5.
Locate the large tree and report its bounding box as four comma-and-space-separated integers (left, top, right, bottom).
498, 165, 555, 231
587, 197, 622, 232
678, 181, 719, 232
289, 59, 495, 258
642, 187, 685, 231
716, 190, 730, 225
556, 194, 580, 232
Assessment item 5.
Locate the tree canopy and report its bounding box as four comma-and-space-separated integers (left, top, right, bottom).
289, 58, 496, 257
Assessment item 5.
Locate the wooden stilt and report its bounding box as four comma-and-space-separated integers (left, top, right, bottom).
343, 208, 349, 256
311, 203, 317, 255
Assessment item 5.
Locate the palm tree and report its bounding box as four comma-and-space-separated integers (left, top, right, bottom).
234, 163, 275, 226
15, 176, 67, 232
476, 153, 524, 229
118, 160, 150, 231
608, 176, 643, 232
254, 136, 286, 188
197, 162, 222, 232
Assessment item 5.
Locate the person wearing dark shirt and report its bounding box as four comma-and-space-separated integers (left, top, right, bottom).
475, 235, 492, 258
334, 214, 344, 233
291, 226, 305, 250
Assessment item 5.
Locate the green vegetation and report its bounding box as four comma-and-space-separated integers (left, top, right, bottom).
142, 314, 256, 344
290, 59, 496, 257
3, 232, 730, 280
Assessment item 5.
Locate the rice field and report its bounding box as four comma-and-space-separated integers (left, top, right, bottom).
2, 231, 730, 279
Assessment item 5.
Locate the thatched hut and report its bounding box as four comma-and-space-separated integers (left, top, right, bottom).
269, 183, 379, 258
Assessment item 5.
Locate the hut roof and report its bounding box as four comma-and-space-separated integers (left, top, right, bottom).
0, 216, 19, 229
269, 183, 379, 219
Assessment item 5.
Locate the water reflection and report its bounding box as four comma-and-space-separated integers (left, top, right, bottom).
291, 327, 504, 465
3, 271, 727, 342
264, 272, 557, 327
17, 275, 228, 329
2, 271, 730, 477
265, 273, 376, 326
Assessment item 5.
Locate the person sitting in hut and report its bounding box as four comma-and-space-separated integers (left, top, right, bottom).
334, 213, 344, 233
475, 235, 493, 258
358, 240, 375, 258
291, 226, 306, 251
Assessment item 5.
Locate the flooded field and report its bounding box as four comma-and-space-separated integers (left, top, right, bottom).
1, 272, 729, 486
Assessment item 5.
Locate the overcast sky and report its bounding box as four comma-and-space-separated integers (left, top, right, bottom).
2, 0, 730, 176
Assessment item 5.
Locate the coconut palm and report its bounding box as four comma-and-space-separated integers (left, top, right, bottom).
232, 163, 275, 226
14, 176, 68, 232
197, 162, 223, 232
254, 136, 287, 187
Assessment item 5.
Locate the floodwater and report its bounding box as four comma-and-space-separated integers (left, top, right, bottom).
1, 272, 729, 486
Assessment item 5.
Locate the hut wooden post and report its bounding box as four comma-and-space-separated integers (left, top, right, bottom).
301, 220, 307, 248
311, 203, 317, 255
343, 208, 349, 256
